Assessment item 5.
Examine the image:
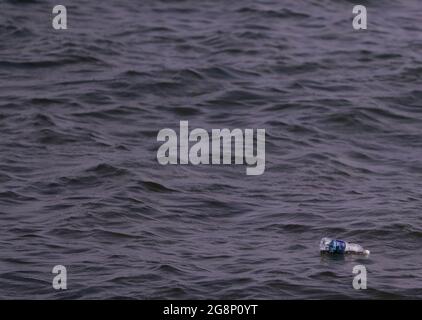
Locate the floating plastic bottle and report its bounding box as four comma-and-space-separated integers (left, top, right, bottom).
320, 237, 370, 255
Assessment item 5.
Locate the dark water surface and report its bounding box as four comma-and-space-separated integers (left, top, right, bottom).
1, 0, 422, 299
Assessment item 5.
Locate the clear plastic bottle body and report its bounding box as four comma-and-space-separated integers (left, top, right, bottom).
345, 242, 365, 254
320, 237, 370, 255
320, 237, 332, 252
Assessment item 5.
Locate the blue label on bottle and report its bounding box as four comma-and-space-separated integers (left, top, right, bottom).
328, 240, 346, 253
